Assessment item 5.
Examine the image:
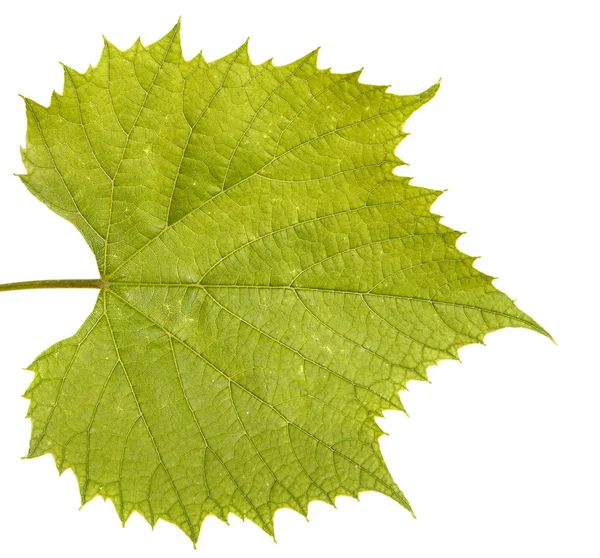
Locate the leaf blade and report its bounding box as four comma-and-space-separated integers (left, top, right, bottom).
20, 23, 547, 543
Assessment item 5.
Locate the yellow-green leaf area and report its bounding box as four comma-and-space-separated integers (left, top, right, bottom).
19, 22, 548, 543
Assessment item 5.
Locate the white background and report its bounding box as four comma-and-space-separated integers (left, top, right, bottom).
0, 1, 598, 556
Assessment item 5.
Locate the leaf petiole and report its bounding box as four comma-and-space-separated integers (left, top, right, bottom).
0, 279, 105, 293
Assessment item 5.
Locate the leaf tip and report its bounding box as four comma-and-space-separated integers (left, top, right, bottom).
534, 323, 556, 345
170, 17, 182, 34
59, 61, 76, 78
102, 35, 116, 54
237, 38, 250, 57
418, 80, 441, 104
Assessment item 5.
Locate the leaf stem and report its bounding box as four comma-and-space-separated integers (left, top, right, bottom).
0, 279, 105, 293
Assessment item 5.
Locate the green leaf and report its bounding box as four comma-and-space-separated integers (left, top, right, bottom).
18, 22, 548, 543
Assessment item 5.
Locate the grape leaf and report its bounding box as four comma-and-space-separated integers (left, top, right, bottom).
17, 21, 549, 543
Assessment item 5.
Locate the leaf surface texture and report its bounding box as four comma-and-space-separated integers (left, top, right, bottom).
19, 23, 546, 542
